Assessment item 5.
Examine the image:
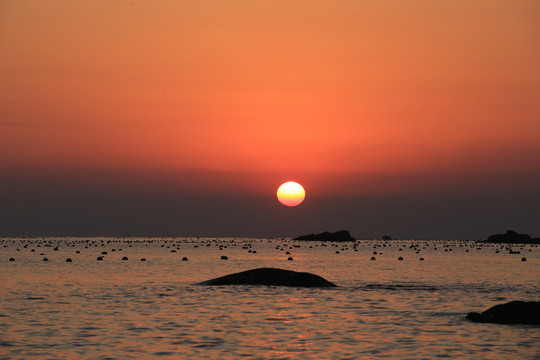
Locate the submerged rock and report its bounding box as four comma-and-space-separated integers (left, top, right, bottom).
294, 230, 355, 242
198, 267, 337, 287
466, 301, 540, 325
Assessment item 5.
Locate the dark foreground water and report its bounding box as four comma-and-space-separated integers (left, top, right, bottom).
1, 237, 539, 359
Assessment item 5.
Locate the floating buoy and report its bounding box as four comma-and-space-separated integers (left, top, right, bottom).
521, 257, 527, 262
287, 257, 293, 261
66, 258, 72, 262
97, 256, 103, 261
122, 256, 128, 260
9, 258, 15, 261
220, 255, 228, 260
398, 257, 404, 260
370, 256, 376, 260
140, 258, 146, 261
182, 257, 188, 261
43, 257, 48, 261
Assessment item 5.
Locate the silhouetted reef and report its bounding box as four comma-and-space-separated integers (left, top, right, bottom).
483, 230, 540, 244
294, 230, 355, 242
466, 301, 540, 325
197, 267, 338, 287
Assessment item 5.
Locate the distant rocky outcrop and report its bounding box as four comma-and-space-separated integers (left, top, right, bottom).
294, 230, 355, 242
197, 267, 338, 287
483, 230, 540, 244
466, 301, 540, 325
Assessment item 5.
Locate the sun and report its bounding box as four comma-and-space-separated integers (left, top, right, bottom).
276, 181, 305, 207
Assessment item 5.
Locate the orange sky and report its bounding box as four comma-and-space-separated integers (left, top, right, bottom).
1, 1, 539, 237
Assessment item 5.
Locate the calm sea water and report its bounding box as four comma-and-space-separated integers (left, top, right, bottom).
1, 237, 539, 359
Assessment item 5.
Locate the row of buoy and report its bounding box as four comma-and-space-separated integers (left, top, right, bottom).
8, 240, 536, 255
6, 256, 529, 262
370, 256, 422, 261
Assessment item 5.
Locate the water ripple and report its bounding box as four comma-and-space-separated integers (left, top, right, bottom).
1, 238, 539, 359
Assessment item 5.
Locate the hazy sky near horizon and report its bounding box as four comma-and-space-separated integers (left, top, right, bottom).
1, 0, 539, 238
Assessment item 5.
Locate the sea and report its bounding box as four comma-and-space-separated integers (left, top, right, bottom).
1, 237, 538, 359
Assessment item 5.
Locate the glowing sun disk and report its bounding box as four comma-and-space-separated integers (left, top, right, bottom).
277, 181, 305, 207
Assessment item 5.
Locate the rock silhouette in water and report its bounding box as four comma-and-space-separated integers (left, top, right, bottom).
466, 301, 540, 325
198, 267, 337, 287
483, 230, 540, 244
294, 230, 355, 242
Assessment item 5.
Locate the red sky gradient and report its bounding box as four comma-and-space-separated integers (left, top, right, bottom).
1, 1, 539, 237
